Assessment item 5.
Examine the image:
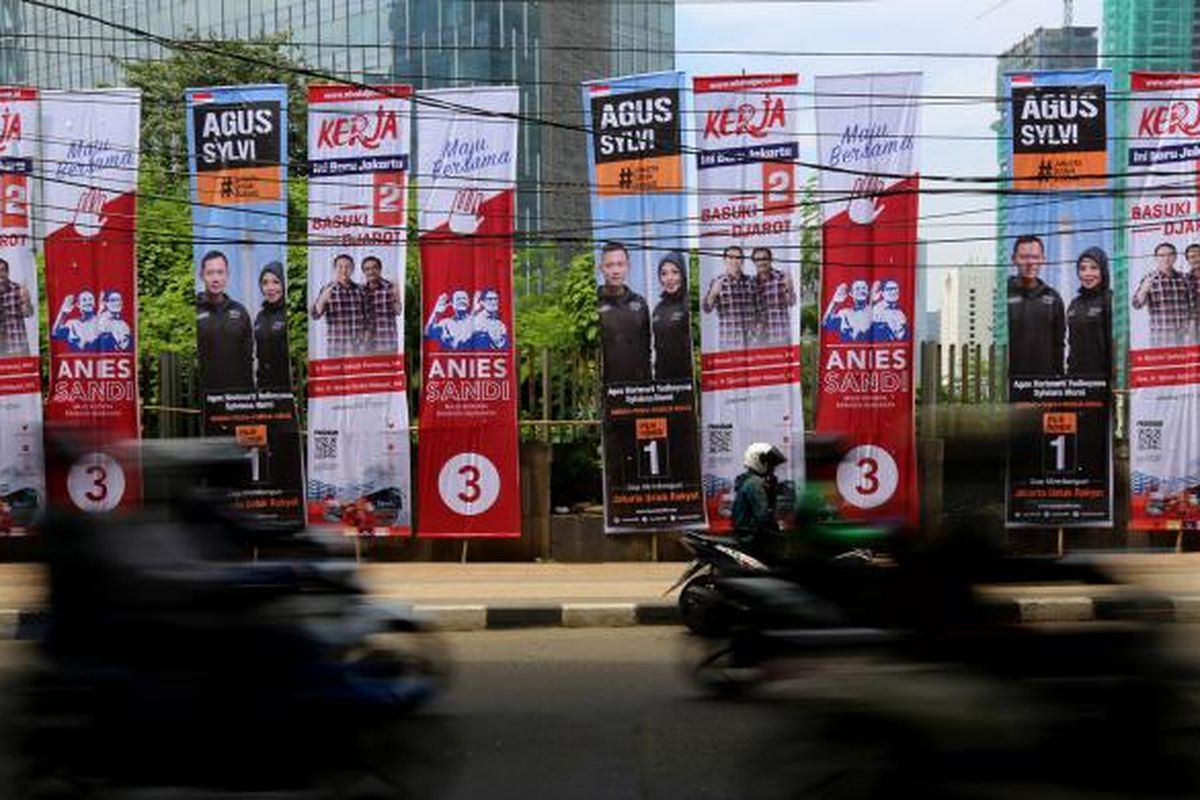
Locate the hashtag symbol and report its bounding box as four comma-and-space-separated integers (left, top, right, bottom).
220, 176, 236, 197
618, 167, 633, 190
1036, 160, 1054, 181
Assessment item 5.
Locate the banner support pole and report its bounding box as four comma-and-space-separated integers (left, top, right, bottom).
1056, 527, 1064, 557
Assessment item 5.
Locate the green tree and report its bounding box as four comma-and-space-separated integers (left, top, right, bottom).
799, 174, 823, 335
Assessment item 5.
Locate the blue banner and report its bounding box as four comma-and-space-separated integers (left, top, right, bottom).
583, 70, 705, 532
1001, 69, 1114, 527
186, 84, 304, 528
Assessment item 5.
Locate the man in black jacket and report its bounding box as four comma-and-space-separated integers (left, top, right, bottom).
196, 249, 254, 395
1007, 235, 1064, 376
597, 241, 651, 383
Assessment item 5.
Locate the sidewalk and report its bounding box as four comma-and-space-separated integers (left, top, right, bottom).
5, 555, 1200, 634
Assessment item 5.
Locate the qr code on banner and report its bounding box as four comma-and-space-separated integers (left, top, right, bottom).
314, 431, 338, 460
707, 425, 733, 455
1137, 423, 1162, 452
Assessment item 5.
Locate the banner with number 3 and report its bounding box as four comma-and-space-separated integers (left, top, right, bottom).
416, 88, 521, 537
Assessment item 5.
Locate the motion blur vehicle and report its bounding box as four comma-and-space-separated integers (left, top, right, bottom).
682, 525, 1200, 796
8, 437, 450, 798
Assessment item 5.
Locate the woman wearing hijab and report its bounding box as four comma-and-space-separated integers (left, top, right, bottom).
651, 251, 694, 381
1066, 246, 1112, 376
254, 261, 291, 390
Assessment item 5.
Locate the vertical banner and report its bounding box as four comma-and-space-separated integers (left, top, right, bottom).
305, 85, 412, 536
693, 74, 805, 531
416, 87, 520, 537
0, 87, 42, 532
814, 73, 920, 525
1002, 70, 1113, 527
583, 71, 706, 533
186, 84, 304, 527
42, 90, 141, 513
1126, 72, 1200, 529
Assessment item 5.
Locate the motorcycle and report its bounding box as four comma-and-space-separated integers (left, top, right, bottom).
667, 516, 892, 638
10, 438, 451, 797
679, 515, 1135, 698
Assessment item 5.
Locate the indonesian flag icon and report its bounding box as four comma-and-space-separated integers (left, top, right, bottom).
1011, 74, 1034, 87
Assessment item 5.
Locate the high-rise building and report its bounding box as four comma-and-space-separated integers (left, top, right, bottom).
393, 0, 674, 249
0, 0, 23, 84
940, 265, 995, 350
20, 0, 675, 244
1103, 0, 1193, 94
993, 26, 1098, 359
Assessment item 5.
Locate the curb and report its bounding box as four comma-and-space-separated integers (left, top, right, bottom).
4, 593, 1194, 638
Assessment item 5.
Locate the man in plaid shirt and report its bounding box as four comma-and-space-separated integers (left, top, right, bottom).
361, 255, 401, 355
1186, 243, 1200, 342
1133, 242, 1194, 348
751, 247, 796, 345
703, 245, 760, 350
0, 258, 33, 356
311, 253, 367, 357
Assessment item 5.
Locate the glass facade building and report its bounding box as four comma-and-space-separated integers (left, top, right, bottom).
1103, 0, 1194, 93
17, 0, 674, 244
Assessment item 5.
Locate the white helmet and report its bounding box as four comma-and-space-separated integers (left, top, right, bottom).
743, 442, 786, 475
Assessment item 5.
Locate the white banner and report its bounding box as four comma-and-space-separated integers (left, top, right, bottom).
0, 87, 42, 533
694, 74, 804, 530
305, 85, 413, 535
1125, 72, 1200, 529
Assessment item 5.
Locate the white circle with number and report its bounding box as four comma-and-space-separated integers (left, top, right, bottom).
67, 451, 126, 512
836, 445, 898, 510
438, 453, 501, 516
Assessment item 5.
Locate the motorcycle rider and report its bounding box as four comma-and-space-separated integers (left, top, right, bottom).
732, 442, 787, 558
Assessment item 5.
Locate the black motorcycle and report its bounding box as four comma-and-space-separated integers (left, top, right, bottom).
8, 438, 451, 798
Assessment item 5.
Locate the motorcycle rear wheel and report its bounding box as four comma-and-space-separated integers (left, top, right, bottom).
679, 575, 735, 637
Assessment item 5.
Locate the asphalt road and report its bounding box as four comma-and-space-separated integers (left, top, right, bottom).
5, 626, 1200, 799
0, 630, 813, 800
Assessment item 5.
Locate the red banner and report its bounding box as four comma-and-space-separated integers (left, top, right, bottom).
814, 74, 921, 525
416, 88, 520, 537
42, 90, 142, 512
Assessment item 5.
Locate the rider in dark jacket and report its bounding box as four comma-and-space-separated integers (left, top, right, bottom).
1066, 247, 1112, 377
732, 443, 787, 558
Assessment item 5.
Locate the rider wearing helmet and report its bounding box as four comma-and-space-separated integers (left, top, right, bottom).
732, 442, 787, 557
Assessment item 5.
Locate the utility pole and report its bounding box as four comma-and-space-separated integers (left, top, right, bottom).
1063, 0, 1073, 28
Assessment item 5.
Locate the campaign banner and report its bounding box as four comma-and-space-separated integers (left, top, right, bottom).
1002, 70, 1113, 527
186, 84, 304, 527
305, 85, 412, 536
416, 87, 520, 537
813, 73, 920, 525
583, 70, 706, 532
693, 73, 804, 531
0, 87, 42, 533
1125, 72, 1200, 529
42, 90, 141, 513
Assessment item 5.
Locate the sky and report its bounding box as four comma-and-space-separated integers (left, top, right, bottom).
675, 0, 1104, 308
